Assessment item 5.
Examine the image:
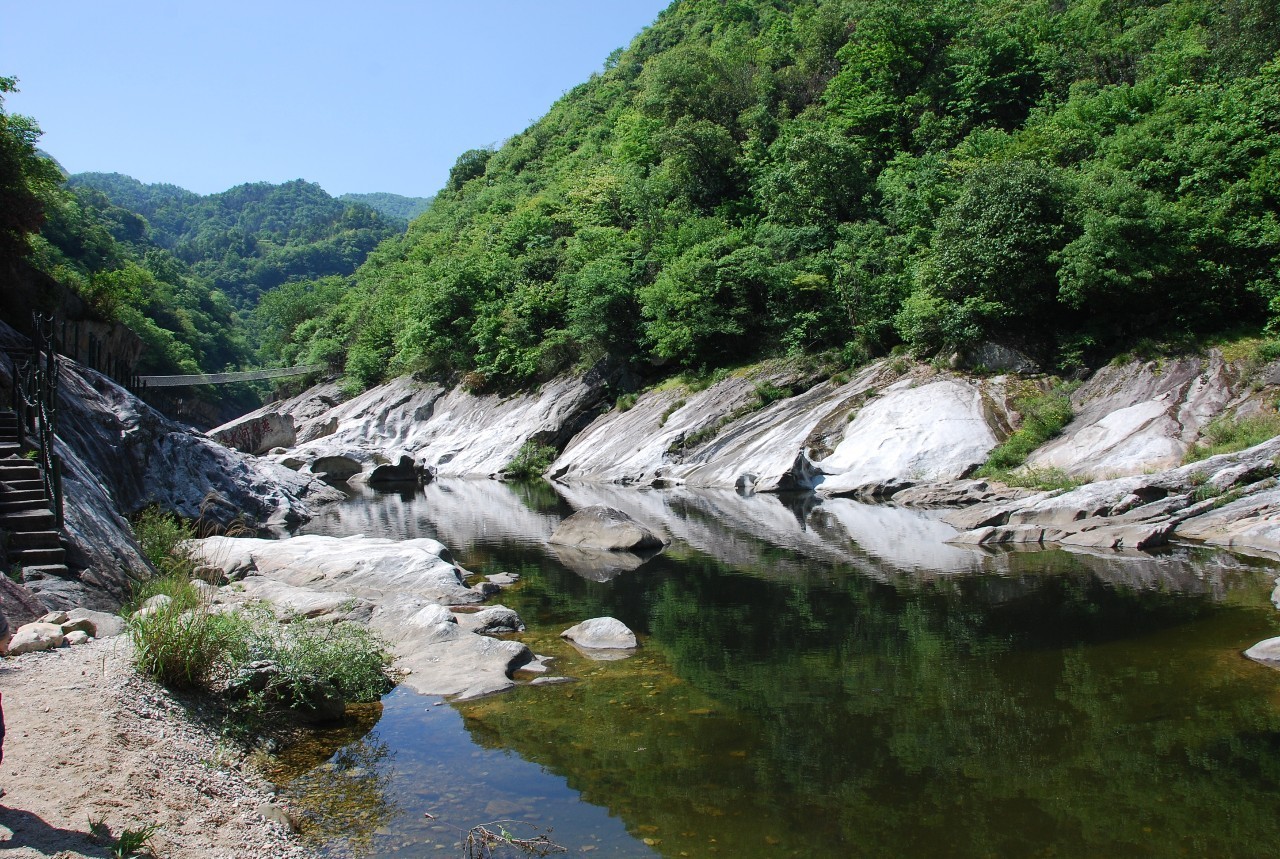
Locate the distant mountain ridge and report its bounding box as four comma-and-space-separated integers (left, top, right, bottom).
338, 191, 434, 222
67, 172, 406, 308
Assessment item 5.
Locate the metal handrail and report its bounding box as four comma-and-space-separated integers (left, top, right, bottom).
15, 314, 63, 529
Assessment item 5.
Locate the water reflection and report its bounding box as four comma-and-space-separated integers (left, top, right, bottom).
290, 479, 1280, 858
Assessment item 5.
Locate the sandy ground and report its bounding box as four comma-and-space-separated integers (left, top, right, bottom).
0, 636, 320, 859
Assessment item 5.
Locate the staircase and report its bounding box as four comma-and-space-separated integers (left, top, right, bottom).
0, 409, 68, 579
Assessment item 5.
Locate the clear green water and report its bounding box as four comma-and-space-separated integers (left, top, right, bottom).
280, 480, 1280, 858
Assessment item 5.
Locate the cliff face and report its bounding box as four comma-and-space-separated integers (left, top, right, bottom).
258, 353, 1266, 496
0, 321, 342, 611
252, 347, 1280, 560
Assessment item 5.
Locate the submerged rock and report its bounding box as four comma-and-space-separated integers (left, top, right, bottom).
1245, 637, 1280, 668
548, 506, 666, 551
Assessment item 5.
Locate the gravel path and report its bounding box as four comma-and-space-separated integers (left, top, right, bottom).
0, 636, 320, 858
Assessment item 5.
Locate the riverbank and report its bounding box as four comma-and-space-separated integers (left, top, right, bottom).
0, 637, 316, 859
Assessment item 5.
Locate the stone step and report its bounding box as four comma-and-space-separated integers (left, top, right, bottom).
12, 547, 64, 567
7, 530, 61, 550
0, 489, 46, 504
0, 509, 55, 529
2, 480, 43, 493
0, 444, 21, 458
0, 497, 48, 514
21, 564, 71, 581
0, 465, 41, 482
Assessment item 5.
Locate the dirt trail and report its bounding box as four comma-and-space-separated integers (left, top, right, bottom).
0, 637, 318, 859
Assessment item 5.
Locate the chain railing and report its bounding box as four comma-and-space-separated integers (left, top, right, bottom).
15, 313, 63, 529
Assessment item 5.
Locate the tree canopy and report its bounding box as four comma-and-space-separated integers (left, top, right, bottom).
260, 0, 1280, 390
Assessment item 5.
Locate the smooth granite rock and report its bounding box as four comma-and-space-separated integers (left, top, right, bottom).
548, 506, 666, 552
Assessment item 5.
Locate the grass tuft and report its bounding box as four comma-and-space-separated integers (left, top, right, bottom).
1183, 412, 1280, 463
977, 383, 1076, 475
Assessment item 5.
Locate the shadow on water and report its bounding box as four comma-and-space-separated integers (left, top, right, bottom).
285, 479, 1280, 858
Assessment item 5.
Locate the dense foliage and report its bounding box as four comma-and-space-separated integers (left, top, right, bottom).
0, 79, 408, 381
0, 84, 246, 376
338, 191, 434, 221
69, 172, 406, 309
263, 0, 1280, 391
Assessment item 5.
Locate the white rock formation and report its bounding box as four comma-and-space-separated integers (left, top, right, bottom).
815, 378, 1001, 496
209, 412, 296, 455
7, 621, 65, 655
188, 535, 480, 606
190, 534, 534, 699
1026, 353, 1240, 479
548, 506, 666, 551
264, 370, 610, 481
561, 617, 638, 651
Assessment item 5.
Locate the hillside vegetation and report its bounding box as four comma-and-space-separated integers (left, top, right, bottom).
68, 172, 405, 310
338, 191, 434, 222
257, 0, 1279, 391
0, 84, 409, 382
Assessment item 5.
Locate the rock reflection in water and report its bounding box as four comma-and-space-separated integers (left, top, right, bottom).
265, 703, 399, 851
290, 479, 1280, 858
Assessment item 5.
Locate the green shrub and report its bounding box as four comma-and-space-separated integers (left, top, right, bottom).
983, 466, 1084, 493
659, 398, 687, 426
132, 507, 196, 577
129, 598, 248, 690
1184, 412, 1280, 463
239, 609, 393, 705
753, 382, 790, 405
615, 392, 638, 412
505, 441, 558, 479
978, 385, 1075, 474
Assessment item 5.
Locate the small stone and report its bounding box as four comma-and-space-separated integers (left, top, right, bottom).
64, 630, 91, 646
131, 594, 173, 620
255, 802, 300, 832
59, 618, 95, 636
37, 611, 70, 625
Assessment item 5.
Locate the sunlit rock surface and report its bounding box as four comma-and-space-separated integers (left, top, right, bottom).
264, 369, 611, 481
1026, 352, 1261, 479
944, 435, 1280, 559
191, 534, 533, 699
815, 378, 1002, 496
189, 535, 480, 605
550, 362, 889, 491
548, 505, 666, 551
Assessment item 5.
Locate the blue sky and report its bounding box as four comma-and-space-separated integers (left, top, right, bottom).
1, 1, 670, 198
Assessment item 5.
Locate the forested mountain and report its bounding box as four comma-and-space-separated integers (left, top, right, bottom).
259, 0, 1279, 392
1, 77, 245, 377
338, 192, 434, 222
68, 173, 406, 310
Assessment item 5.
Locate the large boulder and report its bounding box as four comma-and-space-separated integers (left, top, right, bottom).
188, 535, 481, 606
548, 506, 666, 552
371, 598, 533, 699
561, 617, 638, 650
209, 412, 296, 455
7, 621, 65, 655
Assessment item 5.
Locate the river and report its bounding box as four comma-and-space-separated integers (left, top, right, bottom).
274, 478, 1280, 858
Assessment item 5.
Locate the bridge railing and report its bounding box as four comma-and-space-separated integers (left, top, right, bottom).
134, 363, 325, 388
